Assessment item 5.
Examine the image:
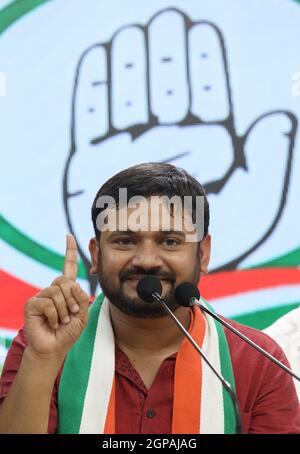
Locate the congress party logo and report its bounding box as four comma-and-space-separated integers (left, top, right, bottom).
64, 7, 297, 294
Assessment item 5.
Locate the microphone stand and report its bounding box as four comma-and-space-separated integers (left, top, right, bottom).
151, 292, 243, 434
193, 298, 300, 382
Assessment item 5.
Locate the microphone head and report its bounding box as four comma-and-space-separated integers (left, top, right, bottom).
175, 282, 200, 307
136, 276, 163, 303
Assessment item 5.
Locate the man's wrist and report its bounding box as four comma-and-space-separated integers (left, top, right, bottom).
23, 346, 66, 371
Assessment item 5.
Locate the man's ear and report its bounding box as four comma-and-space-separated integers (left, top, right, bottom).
88, 237, 100, 275
199, 234, 211, 274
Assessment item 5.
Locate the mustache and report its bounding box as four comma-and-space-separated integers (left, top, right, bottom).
119, 267, 175, 284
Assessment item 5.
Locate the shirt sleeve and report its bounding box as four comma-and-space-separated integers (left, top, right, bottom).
247, 335, 300, 434
0, 327, 59, 434
224, 318, 300, 434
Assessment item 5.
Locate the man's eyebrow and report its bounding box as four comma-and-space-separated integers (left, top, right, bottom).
160, 230, 186, 237
108, 229, 136, 236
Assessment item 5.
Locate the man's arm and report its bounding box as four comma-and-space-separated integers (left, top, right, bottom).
225, 318, 300, 434
0, 345, 63, 434
249, 344, 300, 434
0, 235, 89, 434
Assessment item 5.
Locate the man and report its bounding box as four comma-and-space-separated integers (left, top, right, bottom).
0, 163, 299, 434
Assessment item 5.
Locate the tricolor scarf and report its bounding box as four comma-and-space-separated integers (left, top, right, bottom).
57, 293, 236, 434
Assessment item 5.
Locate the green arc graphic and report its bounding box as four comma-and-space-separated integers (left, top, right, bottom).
247, 246, 300, 269
0, 0, 51, 35
232, 301, 300, 329
0, 215, 87, 278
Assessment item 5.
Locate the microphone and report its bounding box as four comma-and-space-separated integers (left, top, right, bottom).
136, 276, 243, 434
175, 282, 300, 383
136, 275, 162, 302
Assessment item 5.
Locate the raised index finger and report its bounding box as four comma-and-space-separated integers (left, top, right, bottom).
63, 234, 78, 281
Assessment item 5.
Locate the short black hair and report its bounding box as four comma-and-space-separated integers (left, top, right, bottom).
91, 162, 209, 240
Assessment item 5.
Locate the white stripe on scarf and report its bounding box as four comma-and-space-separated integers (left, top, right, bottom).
200, 298, 224, 433
79, 298, 115, 434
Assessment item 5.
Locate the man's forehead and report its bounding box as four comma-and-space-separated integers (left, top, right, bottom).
116, 196, 193, 215
107, 228, 186, 236
95, 194, 204, 241
112, 199, 193, 227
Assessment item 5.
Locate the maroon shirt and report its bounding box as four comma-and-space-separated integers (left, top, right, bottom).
1, 317, 299, 434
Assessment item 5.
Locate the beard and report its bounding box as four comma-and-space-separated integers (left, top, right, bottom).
97, 256, 201, 319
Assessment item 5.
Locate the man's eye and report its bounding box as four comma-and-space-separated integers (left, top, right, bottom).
115, 238, 135, 246
162, 238, 181, 247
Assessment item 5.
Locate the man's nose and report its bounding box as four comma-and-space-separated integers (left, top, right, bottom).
131, 241, 164, 270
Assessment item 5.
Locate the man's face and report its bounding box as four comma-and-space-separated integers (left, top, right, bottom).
89, 197, 211, 318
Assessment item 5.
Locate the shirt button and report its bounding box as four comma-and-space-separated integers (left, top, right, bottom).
146, 408, 156, 419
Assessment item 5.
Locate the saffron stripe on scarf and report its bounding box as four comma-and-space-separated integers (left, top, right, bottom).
172, 307, 206, 433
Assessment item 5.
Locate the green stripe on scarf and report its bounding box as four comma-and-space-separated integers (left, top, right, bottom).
57, 293, 105, 434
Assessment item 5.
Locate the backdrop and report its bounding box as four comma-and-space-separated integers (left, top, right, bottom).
1, 0, 300, 370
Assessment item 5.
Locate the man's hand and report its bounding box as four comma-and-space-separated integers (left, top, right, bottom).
24, 234, 89, 359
